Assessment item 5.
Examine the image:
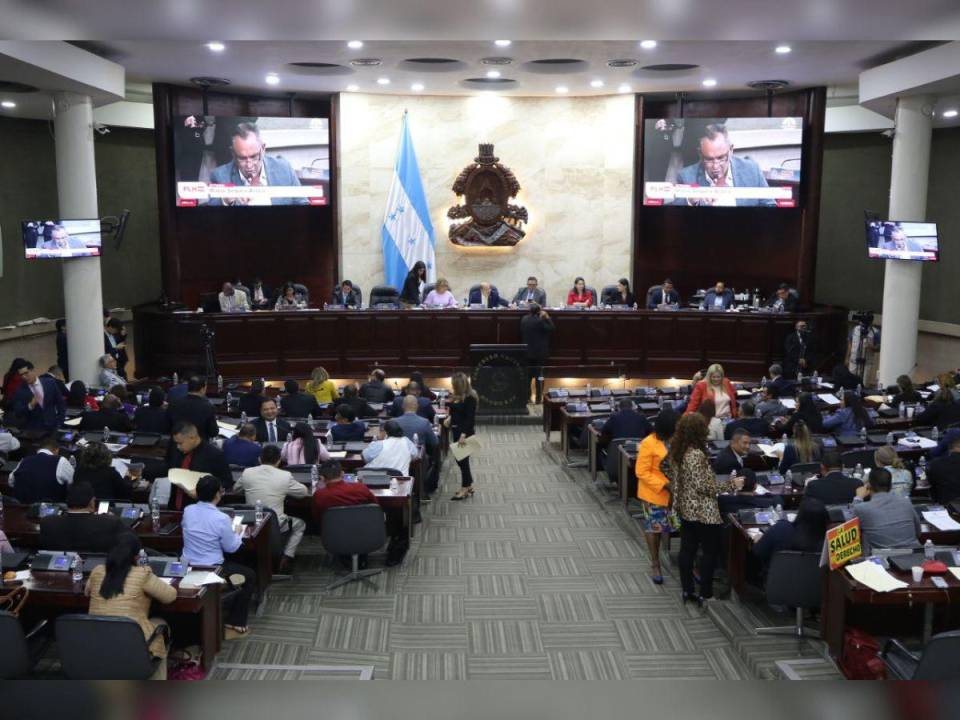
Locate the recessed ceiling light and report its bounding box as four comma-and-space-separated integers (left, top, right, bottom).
206, 41, 225, 52
265, 73, 280, 85
347, 40, 364, 49
943, 109, 959, 118
618, 84, 632, 93
590, 79, 605, 88
411, 82, 425, 92
701, 78, 718, 87
1, 100, 15, 108
376, 77, 390, 85
485, 70, 501, 79
775, 45, 792, 54
346, 84, 359, 92
640, 40, 657, 49
555, 85, 568, 94
494, 40, 512, 47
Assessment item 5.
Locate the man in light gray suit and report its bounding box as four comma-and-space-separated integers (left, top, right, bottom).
512, 276, 547, 306
674, 123, 775, 207
208, 122, 308, 206
852, 468, 920, 554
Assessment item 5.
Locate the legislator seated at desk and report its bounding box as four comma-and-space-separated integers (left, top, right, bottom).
247, 278, 273, 310
74, 441, 133, 501
851, 468, 920, 554
222, 424, 261, 468
274, 282, 306, 311
780, 393, 824, 436
804, 450, 862, 505
717, 470, 778, 515
601, 278, 635, 307
779, 420, 822, 475
280, 380, 320, 419
331, 405, 366, 442
755, 387, 789, 423
511, 276, 546, 306
99, 354, 127, 389
253, 398, 292, 443
916, 387, 960, 430
601, 399, 651, 442
928, 435, 960, 505
701, 282, 733, 311
218, 282, 250, 313
359, 369, 394, 404
467, 282, 508, 308
39, 482, 126, 554
765, 364, 795, 399
330, 279, 361, 307
78, 394, 134, 433
238, 380, 267, 419
423, 278, 458, 308
823, 390, 873, 434
134, 389, 171, 435
363, 421, 419, 476
305, 367, 339, 404
566, 277, 594, 308
752, 497, 828, 566
767, 283, 798, 313
889, 375, 922, 408
12, 360, 66, 431
389, 381, 435, 422
167, 377, 219, 440
167, 422, 233, 491
281, 422, 332, 465
646, 279, 680, 309
394, 396, 438, 452
341, 384, 377, 419
714, 429, 751, 475
9, 433, 74, 503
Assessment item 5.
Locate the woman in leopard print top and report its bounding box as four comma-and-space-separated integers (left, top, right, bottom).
664, 413, 742, 603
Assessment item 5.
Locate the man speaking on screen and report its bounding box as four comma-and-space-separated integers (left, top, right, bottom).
208, 122, 308, 206
674, 124, 775, 207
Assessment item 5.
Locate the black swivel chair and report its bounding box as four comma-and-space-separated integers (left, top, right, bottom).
369, 285, 400, 306
785, 462, 820, 486
234, 283, 251, 298
320, 504, 387, 591
755, 551, 821, 639
599, 285, 620, 306
421, 283, 436, 299
603, 437, 640, 491
585, 287, 598, 305
292, 283, 310, 304
198, 292, 221, 313
0, 610, 47, 679
840, 449, 876, 471
56, 614, 167, 680
645, 285, 662, 308
881, 631, 960, 680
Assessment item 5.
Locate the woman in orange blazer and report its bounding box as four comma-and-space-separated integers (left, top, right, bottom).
635, 410, 678, 584
685, 363, 738, 419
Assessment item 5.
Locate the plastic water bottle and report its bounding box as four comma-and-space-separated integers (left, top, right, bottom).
439, 394, 446, 410
69, 455, 77, 468
150, 499, 160, 527
413, 433, 420, 448
102, 425, 110, 442
70, 555, 82, 584
310, 464, 320, 492
781, 433, 787, 442
172, 371, 179, 386
217, 374, 224, 393
286, 432, 293, 444
586, 382, 592, 396
389, 477, 399, 494
760, 376, 767, 389
856, 383, 862, 395
924, 539, 935, 561
254, 499, 264, 523
138, 549, 148, 567
136, 393, 144, 406
609, 395, 615, 411
785, 470, 793, 486
917, 456, 928, 486
854, 462, 863, 480
899, 403, 906, 418
886, 431, 894, 445
225, 391, 233, 407
775, 504, 783, 522
812, 370, 819, 386
859, 426, 867, 442
240, 411, 248, 424
307, 413, 315, 429
932, 426, 940, 442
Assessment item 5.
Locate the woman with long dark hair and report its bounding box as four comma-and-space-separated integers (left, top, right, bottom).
778, 419, 822, 474
75, 441, 133, 500
281, 422, 330, 465
85, 533, 177, 679
566, 277, 594, 308
1, 358, 28, 409
664, 413, 742, 604
611, 278, 635, 307
400, 260, 428, 306
635, 409, 678, 584
780, 392, 823, 436
447, 371, 478, 501
823, 390, 872, 433
66, 380, 100, 411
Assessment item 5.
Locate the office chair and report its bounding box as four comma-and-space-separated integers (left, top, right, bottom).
755, 551, 821, 639
881, 631, 960, 680
233, 283, 251, 297
369, 285, 400, 306
198, 292, 221, 313
841, 449, 876, 471
468, 283, 499, 297
421, 282, 436, 299
645, 285, 662, 308
585, 286, 598, 305
56, 614, 167, 680
599, 285, 620, 305
320, 504, 386, 591
292, 283, 309, 304
0, 611, 47, 679
603, 437, 641, 491
785, 462, 820, 485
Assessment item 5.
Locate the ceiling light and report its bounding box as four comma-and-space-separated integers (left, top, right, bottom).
411, 82, 424, 92
640, 40, 657, 49
618, 84, 631, 93
265, 73, 280, 85
1, 100, 15, 108
942, 109, 958, 118
555, 85, 568, 94
590, 79, 605, 88
206, 41, 225, 52
347, 40, 364, 49
494, 40, 512, 47
376, 77, 390, 85
701, 78, 718, 87
775, 45, 792, 54
346, 84, 359, 92
485, 70, 501, 79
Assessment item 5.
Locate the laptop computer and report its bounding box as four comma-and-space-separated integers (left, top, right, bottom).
356, 470, 392, 489
129, 434, 160, 447
888, 551, 958, 573
221, 507, 257, 524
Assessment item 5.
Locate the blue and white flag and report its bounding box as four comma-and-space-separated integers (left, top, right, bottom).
381, 112, 436, 291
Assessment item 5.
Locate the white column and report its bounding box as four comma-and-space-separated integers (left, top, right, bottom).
877, 95, 932, 386
54, 91, 105, 386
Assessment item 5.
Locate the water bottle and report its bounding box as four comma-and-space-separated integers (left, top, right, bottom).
586, 382, 592, 396
899, 403, 906, 418
932, 426, 940, 442
609, 395, 615, 411
150, 499, 160, 527
781, 433, 787, 442
255, 499, 264, 523
69, 455, 77, 468
240, 411, 248, 424
172, 371, 179, 386
854, 462, 863, 480
389, 477, 399, 494
760, 376, 767, 388
310, 463, 320, 492
856, 383, 862, 395
286, 432, 293, 444
102, 425, 110, 443
70, 554, 82, 584
797, 371, 802, 382
307, 413, 315, 429
812, 370, 819, 386
413, 433, 420, 448
217, 374, 224, 393
225, 391, 233, 407
136, 393, 144, 406
138, 549, 148, 567
924, 539, 935, 561
775, 504, 783, 522
785, 469, 793, 486
439, 394, 446, 410
886, 431, 894, 445
917, 456, 928, 486
859, 426, 867, 442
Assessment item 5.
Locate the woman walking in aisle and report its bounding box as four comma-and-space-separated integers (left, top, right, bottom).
447, 372, 478, 501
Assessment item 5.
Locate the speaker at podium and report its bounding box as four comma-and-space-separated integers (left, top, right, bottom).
469, 344, 529, 415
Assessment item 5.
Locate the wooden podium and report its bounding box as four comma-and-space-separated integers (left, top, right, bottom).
469, 344, 529, 415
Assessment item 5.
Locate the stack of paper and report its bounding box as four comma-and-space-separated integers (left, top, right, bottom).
179, 571, 226, 589
922, 510, 960, 531
169, 468, 208, 499
847, 561, 909, 592
818, 393, 841, 405
949, 568, 960, 583
780, 398, 797, 410
756, 442, 785, 458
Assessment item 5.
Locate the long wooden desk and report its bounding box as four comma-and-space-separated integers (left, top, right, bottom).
134, 304, 848, 380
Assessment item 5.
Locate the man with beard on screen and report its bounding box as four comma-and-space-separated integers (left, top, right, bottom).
208, 122, 308, 206
674, 123, 775, 207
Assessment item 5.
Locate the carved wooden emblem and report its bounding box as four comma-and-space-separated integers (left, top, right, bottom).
448, 143, 528, 247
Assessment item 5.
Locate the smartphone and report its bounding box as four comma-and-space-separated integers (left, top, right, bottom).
97, 501, 110, 515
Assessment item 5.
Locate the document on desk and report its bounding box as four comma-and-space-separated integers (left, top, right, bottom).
217, 421, 239, 438
451, 435, 481, 462
780, 398, 797, 409
179, 571, 226, 589
846, 561, 908, 592
900, 436, 937, 450
949, 567, 960, 583
818, 393, 841, 405
757, 442, 785, 458
327, 451, 347, 459
63, 416, 82, 427
865, 395, 885, 404
922, 510, 960, 531
753, 484, 770, 495
169, 469, 208, 499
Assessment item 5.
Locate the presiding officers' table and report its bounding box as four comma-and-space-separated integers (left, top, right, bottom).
134, 304, 848, 381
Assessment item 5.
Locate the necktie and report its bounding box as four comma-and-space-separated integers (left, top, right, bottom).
32, 381, 44, 406
268, 422, 276, 443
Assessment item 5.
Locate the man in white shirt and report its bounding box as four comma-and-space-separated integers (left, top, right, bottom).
99, 354, 126, 388
0, 426, 21, 455
238, 445, 309, 572
362, 420, 419, 476
9, 433, 74, 503
218, 282, 250, 313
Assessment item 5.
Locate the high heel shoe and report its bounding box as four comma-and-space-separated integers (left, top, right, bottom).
451, 487, 474, 501
651, 573, 664, 585
681, 592, 703, 607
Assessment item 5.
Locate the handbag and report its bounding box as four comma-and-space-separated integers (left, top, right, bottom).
839, 627, 886, 680
0, 584, 28, 617
168, 645, 206, 681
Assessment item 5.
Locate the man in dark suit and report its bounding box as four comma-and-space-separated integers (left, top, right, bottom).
42, 365, 69, 401
280, 380, 320, 419
389, 382, 436, 422
237, 379, 267, 419
714, 429, 751, 475
9, 433, 73, 504
511, 276, 547, 306
39, 482, 126, 554
766, 364, 795, 398
222, 423, 262, 468
253, 398, 292, 443
723, 402, 770, 440
702, 281, 733, 311
340, 384, 377, 418
768, 283, 798, 313
717, 470, 778, 515
646, 279, 680, 309
600, 399, 652, 441
520, 304, 554, 403
166, 422, 233, 490
928, 435, 960, 505
207, 122, 308, 206
167, 376, 219, 440
805, 450, 863, 505
468, 282, 508, 308
78, 394, 134, 433
359, 369, 395, 403
12, 361, 66, 431
247, 278, 273, 310
329, 405, 367, 442
330, 280, 361, 307
134, 388, 171, 434
783, 320, 812, 379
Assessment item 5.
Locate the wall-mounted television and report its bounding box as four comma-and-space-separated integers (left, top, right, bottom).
866, 219, 939, 262
173, 115, 329, 207
643, 116, 803, 207
22, 219, 102, 259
